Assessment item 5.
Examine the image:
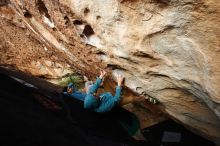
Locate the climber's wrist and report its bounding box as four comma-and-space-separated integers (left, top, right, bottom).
117, 82, 122, 86
99, 75, 103, 79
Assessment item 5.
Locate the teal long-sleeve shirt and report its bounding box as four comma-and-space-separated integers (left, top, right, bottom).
84, 78, 122, 113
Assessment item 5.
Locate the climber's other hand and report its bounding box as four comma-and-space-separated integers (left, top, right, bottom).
99, 70, 107, 79
117, 75, 124, 86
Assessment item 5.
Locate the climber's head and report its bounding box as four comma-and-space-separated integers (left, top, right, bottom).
67, 83, 75, 93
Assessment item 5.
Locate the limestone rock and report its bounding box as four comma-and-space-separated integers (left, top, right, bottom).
0, 0, 220, 144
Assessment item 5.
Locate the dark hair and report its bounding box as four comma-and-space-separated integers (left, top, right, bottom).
63, 86, 67, 92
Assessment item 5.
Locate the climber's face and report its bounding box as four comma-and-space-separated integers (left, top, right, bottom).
67, 86, 74, 93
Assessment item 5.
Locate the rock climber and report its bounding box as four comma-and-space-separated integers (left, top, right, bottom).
63, 70, 124, 113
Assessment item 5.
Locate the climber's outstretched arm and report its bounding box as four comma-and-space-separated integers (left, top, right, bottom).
87, 70, 107, 94
94, 74, 124, 113
87, 78, 102, 94
114, 74, 123, 100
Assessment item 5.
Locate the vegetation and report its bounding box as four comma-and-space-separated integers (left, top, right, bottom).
58, 73, 84, 90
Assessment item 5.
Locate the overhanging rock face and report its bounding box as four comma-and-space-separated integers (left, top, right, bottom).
0, 0, 220, 143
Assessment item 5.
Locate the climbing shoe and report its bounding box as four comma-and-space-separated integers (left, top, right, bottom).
147, 97, 159, 104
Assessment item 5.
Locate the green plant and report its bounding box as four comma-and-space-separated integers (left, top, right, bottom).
59, 74, 84, 89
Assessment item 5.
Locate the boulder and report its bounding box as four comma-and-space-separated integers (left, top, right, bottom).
0, 0, 219, 143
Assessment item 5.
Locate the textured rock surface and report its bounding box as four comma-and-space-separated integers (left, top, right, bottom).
0, 0, 220, 143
